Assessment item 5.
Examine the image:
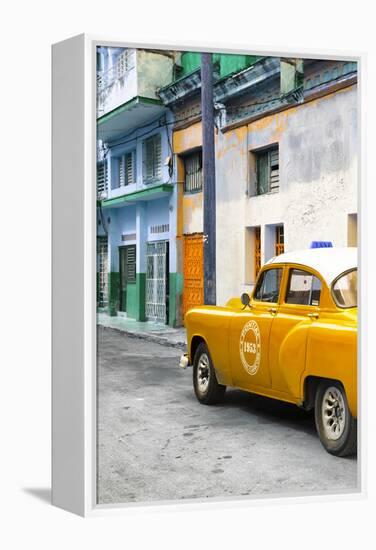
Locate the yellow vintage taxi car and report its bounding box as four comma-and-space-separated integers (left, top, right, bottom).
180, 247, 357, 457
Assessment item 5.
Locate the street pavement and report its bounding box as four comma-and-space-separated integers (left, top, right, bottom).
97, 326, 358, 505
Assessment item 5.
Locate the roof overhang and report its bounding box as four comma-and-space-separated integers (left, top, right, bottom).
100, 183, 174, 208
97, 97, 167, 142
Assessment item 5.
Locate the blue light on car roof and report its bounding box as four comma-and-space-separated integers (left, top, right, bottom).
310, 241, 333, 248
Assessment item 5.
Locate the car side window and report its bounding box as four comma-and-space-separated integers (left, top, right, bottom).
285, 269, 322, 306
253, 268, 283, 303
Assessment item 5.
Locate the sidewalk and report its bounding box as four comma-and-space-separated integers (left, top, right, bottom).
97, 312, 187, 349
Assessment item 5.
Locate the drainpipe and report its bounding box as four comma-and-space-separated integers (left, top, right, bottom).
201, 53, 217, 305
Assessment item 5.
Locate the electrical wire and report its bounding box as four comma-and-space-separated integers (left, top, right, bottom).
98, 71, 357, 155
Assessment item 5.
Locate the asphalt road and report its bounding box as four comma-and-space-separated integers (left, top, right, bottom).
97, 327, 358, 505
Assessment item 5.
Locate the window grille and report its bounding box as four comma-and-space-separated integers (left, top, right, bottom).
275, 225, 284, 256
116, 50, 134, 79
118, 151, 135, 187
256, 146, 279, 195
97, 162, 108, 197
150, 224, 169, 234
97, 237, 108, 308
143, 134, 162, 184
97, 49, 135, 92
255, 227, 261, 277
145, 241, 168, 323
184, 150, 203, 193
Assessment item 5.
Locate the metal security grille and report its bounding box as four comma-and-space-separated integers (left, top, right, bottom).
97, 237, 108, 308
255, 227, 261, 277
183, 234, 204, 319
184, 150, 203, 193
256, 146, 279, 194
146, 241, 168, 323
275, 225, 284, 256
97, 49, 135, 92
97, 162, 108, 198
143, 134, 162, 184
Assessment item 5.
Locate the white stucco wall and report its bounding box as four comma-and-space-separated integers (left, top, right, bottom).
216, 86, 358, 305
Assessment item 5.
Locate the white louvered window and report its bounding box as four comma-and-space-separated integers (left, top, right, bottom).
143, 134, 162, 184
118, 151, 136, 187
97, 162, 108, 198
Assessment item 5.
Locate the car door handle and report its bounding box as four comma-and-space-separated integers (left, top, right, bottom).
308, 313, 319, 319
268, 307, 277, 315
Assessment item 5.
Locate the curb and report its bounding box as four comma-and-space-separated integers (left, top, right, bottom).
100, 324, 187, 350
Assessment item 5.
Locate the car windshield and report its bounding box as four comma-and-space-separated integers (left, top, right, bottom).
332, 269, 357, 308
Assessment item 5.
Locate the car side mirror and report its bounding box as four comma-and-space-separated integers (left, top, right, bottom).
241, 293, 251, 308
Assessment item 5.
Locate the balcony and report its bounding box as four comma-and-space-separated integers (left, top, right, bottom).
97, 48, 174, 142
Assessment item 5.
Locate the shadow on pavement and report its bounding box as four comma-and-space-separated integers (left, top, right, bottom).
23, 487, 51, 504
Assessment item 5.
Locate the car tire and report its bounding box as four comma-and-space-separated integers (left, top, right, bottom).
193, 342, 226, 405
314, 380, 357, 457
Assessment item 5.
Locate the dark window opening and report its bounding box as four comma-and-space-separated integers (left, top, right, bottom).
184, 150, 203, 193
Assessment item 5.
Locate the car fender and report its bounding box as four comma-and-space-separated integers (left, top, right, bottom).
301, 320, 357, 417
186, 307, 234, 386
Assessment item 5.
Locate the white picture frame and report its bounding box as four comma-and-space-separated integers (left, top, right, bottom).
52, 34, 366, 517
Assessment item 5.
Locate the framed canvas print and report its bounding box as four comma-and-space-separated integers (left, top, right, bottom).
52, 35, 364, 516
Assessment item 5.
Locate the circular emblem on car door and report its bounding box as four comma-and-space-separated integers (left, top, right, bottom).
239, 320, 261, 375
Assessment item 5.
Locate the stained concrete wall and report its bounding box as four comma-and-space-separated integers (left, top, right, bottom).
216, 85, 358, 305
97, 49, 173, 118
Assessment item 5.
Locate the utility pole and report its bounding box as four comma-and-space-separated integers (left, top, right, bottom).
201, 53, 216, 305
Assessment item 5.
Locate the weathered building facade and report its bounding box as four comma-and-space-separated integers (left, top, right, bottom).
159, 54, 358, 312
97, 48, 358, 327
96, 47, 180, 325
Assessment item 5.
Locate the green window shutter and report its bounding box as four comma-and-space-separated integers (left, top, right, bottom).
143, 135, 162, 184
269, 148, 279, 192
257, 152, 269, 195
256, 146, 279, 195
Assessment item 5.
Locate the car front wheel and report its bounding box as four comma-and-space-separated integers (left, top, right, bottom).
315, 381, 357, 457
193, 342, 226, 405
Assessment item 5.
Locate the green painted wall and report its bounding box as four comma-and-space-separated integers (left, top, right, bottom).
168, 272, 183, 327
125, 274, 146, 321
179, 52, 262, 80
107, 271, 182, 326
218, 54, 262, 78
108, 272, 120, 316
136, 273, 146, 321
126, 283, 137, 319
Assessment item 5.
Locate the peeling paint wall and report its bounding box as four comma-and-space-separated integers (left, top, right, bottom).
173, 122, 204, 236
137, 50, 174, 99
216, 85, 357, 305
97, 49, 173, 118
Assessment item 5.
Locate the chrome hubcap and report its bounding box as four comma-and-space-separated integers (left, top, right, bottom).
322, 386, 346, 440
197, 353, 210, 393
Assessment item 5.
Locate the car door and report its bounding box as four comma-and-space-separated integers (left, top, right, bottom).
229, 267, 284, 390
268, 266, 323, 396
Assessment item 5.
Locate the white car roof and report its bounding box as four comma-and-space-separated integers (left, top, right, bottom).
265, 247, 357, 286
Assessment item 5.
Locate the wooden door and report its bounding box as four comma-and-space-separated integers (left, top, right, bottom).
183, 234, 204, 318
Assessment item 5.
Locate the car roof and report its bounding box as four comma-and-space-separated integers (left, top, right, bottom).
265, 247, 357, 286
